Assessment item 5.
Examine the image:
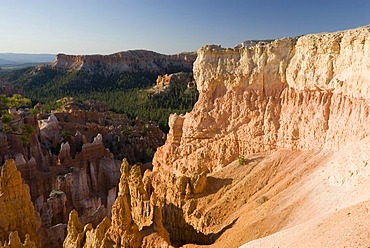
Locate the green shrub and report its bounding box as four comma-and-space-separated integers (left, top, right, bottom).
256, 196, 269, 204
238, 154, 246, 166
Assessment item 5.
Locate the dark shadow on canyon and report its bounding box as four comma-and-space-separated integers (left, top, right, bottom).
198, 176, 233, 197
163, 203, 237, 247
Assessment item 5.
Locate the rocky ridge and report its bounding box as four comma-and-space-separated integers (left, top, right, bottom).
50, 50, 196, 74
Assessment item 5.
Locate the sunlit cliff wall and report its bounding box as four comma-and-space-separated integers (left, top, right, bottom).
153, 26, 370, 175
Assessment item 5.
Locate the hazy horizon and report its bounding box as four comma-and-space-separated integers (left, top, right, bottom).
1, 0, 370, 55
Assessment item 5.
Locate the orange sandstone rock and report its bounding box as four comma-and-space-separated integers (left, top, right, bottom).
63, 159, 172, 247
0, 160, 41, 247
153, 26, 370, 176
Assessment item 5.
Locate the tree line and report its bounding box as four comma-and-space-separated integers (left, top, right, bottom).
1, 67, 198, 132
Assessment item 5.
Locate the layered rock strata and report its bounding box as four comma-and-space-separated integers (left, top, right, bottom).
153, 26, 370, 175
50, 50, 196, 74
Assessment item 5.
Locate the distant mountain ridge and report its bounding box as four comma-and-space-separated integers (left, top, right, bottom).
50, 50, 196, 74
1, 49, 198, 131
0, 53, 55, 66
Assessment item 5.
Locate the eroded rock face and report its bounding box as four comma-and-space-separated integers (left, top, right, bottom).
63, 159, 172, 248
25, 131, 120, 233
0, 110, 143, 246
63, 158, 215, 247
0, 160, 41, 247
151, 72, 195, 94
52, 108, 165, 165
63, 210, 85, 248
0, 232, 37, 248
50, 50, 196, 74
0, 103, 165, 247
153, 26, 370, 175
0, 115, 51, 172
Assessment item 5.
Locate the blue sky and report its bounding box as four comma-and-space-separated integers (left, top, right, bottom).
0, 0, 369, 55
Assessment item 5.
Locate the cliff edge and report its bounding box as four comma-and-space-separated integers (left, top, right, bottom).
154, 25, 370, 175
50, 50, 196, 74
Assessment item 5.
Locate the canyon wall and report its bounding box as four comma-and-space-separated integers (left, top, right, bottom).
62, 26, 370, 247
50, 50, 196, 74
153, 26, 370, 175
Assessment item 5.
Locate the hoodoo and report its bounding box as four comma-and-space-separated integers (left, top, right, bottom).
0, 160, 41, 247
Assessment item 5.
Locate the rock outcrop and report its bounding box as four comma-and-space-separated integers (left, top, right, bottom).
35, 132, 119, 229
0, 99, 166, 247
50, 50, 196, 74
63, 159, 172, 248
51, 106, 165, 165
153, 25, 370, 175
0, 232, 37, 248
63, 156, 223, 247
151, 72, 195, 94
0, 114, 51, 172
0, 160, 41, 246
145, 25, 370, 247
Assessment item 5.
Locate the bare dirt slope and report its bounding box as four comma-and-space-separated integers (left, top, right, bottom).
238, 138, 370, 248
183, 137, 370, 247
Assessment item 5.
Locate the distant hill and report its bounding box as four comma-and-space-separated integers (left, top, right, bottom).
50, 50, 196, 73
0, 50, 198, 131
0, 53, 55, 70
